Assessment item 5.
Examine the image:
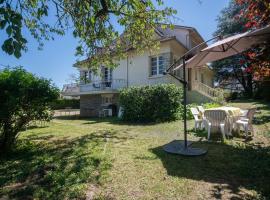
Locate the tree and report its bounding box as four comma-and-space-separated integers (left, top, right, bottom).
235, 0, 270, 82
212, 0, 254, 96
213, 0, 270, 97
0, 0, 175, 68
0, 67, 59, 152
213, 0, 247, 37
236, 0, 270, 29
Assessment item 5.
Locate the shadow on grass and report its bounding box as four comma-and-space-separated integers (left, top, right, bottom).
0, 130, 129, 200
253, 104, 270, 125
53, 115, 80, 120
81, 118, 168, 126
55, 115, 173, 127
151, 141, 270, 199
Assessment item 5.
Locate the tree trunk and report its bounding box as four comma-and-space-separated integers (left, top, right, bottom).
0, 132, 16, 153
235, 71, 253, 98
0, 123, 17, 153
245, 73, 253, 97
235, 72, 249, 97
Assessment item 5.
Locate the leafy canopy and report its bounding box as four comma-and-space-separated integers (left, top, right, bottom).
212, 0, 270, 96
0, 67, 59, 151
0, 0, 176, 68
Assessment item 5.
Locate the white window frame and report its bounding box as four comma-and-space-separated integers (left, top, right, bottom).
150, 55, 165, 76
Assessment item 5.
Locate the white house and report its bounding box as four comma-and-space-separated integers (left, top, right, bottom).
62, 25, 222, 117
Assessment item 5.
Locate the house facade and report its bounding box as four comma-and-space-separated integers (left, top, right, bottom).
62, 25, 222, 117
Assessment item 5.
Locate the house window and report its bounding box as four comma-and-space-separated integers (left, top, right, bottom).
104, 67, 113, 81
158, 56, 165, 74
101, 95, 113, 105
151, 57, 157, 76
195, 71, 197, 80
151, 55, 166, 76
83, 70, 92, 83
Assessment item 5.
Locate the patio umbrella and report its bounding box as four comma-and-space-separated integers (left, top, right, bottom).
163, 25, 270, 156
174, 25, 270, 70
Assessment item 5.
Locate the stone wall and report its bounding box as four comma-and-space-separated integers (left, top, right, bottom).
80, 93, 119, 117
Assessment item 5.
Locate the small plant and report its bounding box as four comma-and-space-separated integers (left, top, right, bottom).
203, 102, 221, 109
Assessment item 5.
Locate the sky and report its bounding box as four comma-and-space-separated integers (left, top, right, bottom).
0, 0, 229, 89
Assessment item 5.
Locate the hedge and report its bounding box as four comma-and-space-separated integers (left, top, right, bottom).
50, 99, 80, 110
119, 84, 183, 122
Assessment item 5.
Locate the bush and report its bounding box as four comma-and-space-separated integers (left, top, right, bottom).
224, 92, 238, 101
119, 84, 183, 122
50, 99, 80, 109
0, 67, 59, 152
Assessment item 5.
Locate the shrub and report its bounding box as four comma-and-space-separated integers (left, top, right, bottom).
0, 67, 59, 152
224, 92, 238, 101
50, 99, 80, 109
119, 84, 183, 122
203, 102, 222, 109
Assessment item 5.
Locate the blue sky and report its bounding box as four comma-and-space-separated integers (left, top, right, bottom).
0, 0, 229, 88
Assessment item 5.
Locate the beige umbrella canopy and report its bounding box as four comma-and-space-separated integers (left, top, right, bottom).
173, 25, 270, 70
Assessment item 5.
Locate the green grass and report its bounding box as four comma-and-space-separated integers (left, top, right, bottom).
0, 100, 270, 199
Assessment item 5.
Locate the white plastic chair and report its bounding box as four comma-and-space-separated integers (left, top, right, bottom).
240, 109, 248, 117
235, 108, 256, 137
204, 110, 231, 140
197, 106, 205, 116
190, 107, 203, 131
118, 106, 123, 118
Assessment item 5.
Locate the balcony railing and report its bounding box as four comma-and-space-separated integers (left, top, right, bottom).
80, 79, 127, 93
192, 80, 225, 103
62, 79, 127, 95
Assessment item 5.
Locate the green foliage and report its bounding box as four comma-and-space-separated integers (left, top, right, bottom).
203, 102, 222, 109
0, 0, 63, 58
50, 99, 80, 110
119, 84, 183, 122
0, 0, 175, 67
213, 0, 247, 37
0, 67, 59, 151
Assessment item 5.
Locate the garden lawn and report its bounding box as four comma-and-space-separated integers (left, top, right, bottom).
0, 101, 270, 200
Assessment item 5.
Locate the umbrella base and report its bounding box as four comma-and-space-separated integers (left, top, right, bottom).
163, 140, 207, 156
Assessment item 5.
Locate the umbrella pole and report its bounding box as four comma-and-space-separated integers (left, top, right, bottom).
183, 57, 188, 149
163, 57, 207, 156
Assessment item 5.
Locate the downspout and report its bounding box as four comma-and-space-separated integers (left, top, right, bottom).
126, 56, 129, 87
186, 33, 190, 49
